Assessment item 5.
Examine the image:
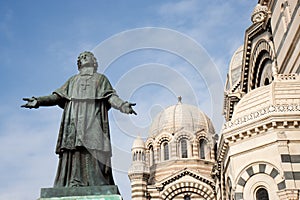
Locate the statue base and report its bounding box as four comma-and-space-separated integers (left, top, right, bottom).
38, 195, 122, 200
38, 185, 122, 200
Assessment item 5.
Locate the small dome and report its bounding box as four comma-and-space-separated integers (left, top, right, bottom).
149, 100, 215, 136
231, 75, 300, 122
132, 136, 145, 149
225, 45, 243, 92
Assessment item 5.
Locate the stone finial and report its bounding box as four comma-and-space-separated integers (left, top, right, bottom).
178, 96, 182, 104
132, 135, 145, 149
251, 4, 268, 23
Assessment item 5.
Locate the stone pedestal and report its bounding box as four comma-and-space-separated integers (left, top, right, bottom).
38, 185, 122, 200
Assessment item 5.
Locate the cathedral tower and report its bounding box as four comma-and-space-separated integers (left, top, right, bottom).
128, 136, 150, 200
216, 1, 300, 199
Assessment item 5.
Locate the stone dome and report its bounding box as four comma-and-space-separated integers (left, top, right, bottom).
224, 75, 300, 129
132, 136, 145, 149
225, 45, 243, 92
149, 99, 215, 136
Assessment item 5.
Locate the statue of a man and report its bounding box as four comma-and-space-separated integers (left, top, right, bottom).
22, 51, 136, 187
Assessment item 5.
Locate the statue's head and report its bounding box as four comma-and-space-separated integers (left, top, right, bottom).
77, 51, 98, 71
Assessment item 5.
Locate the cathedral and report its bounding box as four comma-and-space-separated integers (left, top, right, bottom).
128, 0, 300, 199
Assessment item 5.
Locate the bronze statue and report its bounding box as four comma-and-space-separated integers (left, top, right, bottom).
22, 51, 136, 187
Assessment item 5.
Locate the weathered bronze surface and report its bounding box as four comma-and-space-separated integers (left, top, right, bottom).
22, 51, 136, 188
41, 185, 119, 198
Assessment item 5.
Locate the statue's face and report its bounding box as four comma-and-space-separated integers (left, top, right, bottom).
78, 53, 94, 68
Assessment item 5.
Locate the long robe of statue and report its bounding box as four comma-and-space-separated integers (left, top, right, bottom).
22, 51, 136, 187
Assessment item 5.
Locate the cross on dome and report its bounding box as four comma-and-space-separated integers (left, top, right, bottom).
178, 96, 182, 103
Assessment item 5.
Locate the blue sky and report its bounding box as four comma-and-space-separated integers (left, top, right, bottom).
0, 1, 257, 199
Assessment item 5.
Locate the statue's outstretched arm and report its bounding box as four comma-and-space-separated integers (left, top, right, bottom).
21, 93, 63, 109
108, 94, 137, 115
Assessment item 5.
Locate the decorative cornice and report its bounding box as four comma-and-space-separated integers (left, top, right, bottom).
277, 73, 300, 80
156, 169, 215, 191
226, 121, 299, 143
216, 116, 300, 171
223, 104, 300, 130
128, 164, 150, 175
231, 81, 241, 93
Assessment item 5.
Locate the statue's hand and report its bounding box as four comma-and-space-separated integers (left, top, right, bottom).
120, 102, 137, 115
21, 97, 39, 109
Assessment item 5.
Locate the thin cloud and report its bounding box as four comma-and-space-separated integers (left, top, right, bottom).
158, 0, 199, 16
0, 110, 59, 200
0, 1, 258, 200
156, 0, 255, 75
0, 8, 14, 40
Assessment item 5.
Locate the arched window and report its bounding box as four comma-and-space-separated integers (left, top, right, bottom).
184, 195, 190, 200
149, 146, 154, 165
264, 77, 270, 85
142, 152, 145, 162
139, 151, 142, 161
162, 142, 169, 161
180, 139, 188, 158
199, 139, 207, 159
259, 59, 272, 87
256, 188, 269, 200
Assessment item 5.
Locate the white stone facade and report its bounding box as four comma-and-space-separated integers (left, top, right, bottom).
217, 0, 300, 199
129, 0, 300, 199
